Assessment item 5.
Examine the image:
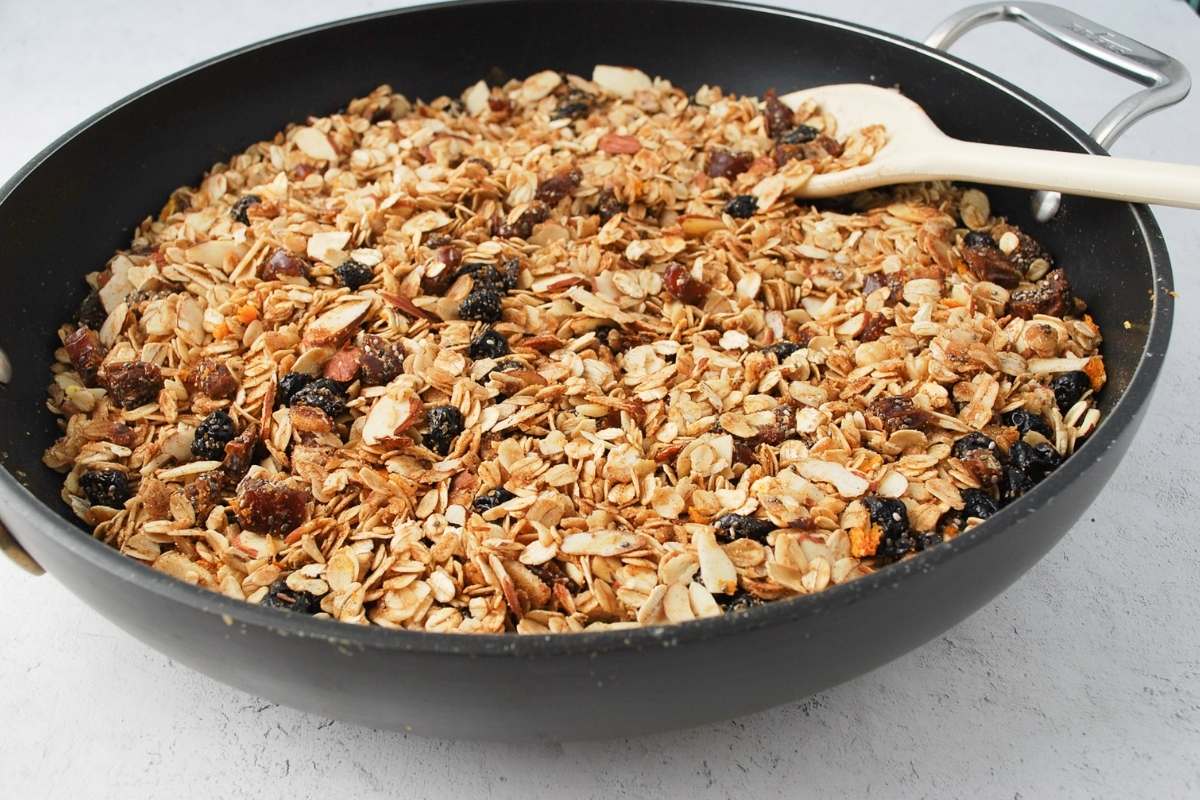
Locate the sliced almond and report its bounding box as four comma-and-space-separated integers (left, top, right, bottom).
517, 70, 562, 103
186, 240, 241, 270
294, 126, 338, 161
797, 459, 869, 498
462, 79, 489, 115
680, 215, 725, 238
560, 530, 647, 557
302, 298, 371, 348
306, 231, 352, 262
694, 528, 737, 595
592, 65, 652, 98
362, 393, 424, 447
663, 583, 695, 623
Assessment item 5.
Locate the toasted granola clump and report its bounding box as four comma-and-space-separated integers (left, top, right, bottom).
43, 65, 1103, 633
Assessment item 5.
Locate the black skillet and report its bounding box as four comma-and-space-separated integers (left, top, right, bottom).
0, 0, 1186, 739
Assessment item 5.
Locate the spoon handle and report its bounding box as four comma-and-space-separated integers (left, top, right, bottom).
935, 140, 1200, 209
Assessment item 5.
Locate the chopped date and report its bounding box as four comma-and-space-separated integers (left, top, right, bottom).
359, 334, 404, 386
184, 472, 223, 520
1009, 268, 1073, 320
261, 249, 311, 281
961, 240, 1021, 289
1005, 228, 1053, 273
762, 89, 795, 138
808, 135, 844, 158
64, 326, 105, 386
190, 357, 238, 399
102, 361, 163, 409
218, 423, 260, 484
663, 261, 708, 306
868, 395, 933, 434
235, 477, 310, 536
859, 312, 890, 342
535, 167, 582, 204
862, 271, 905, 305
706, 149, 754, 180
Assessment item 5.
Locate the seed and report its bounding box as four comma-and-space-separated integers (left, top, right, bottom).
79, 469, 132, 508
424, 405, 464, 455
468, 328, 510, 360
191, 409, 237, 461
261, 578, 320, 614
190, 357, 238, 400
1051, 370, 1091, 412
713, 513, 775, 543
334, 259, 374, 291
724, 194, 758, 219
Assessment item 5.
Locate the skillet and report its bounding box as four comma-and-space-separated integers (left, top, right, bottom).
0, 0, 1185, 739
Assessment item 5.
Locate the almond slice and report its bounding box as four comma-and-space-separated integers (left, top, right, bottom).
307, 231, 352, 262
186, 240, 241, 270
462, 79, 489, 115
592, 65, 652, 98
294, 126, 337, 161
560, 530, 647, 557
797, 458, 869, 498
694, 528, 737, 595
301, 298, 371, 348
362, 392, 423, 447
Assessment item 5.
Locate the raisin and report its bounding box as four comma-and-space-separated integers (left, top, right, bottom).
102, 361, 163, 409
713, 513, 775, 543
862, 271, 905, 305
706, 149, 754, 180
276, 372, 313, 407
752, 405, 796, 447
191, 409, 237, 461
779, 125, 819, 144
64, 326, 105, 385
961, 240, 1021, 289
719, 590, 763, 614
230, 194, 261, 225
535, 167, 582, 205
77, 290, 107, 329
80, 469, 132, 507
494, 201, 548, 239
862, 496, 916, 559
334, 259, 374, 291
761, 341, 803, 361
459, 287, 503, 323
724, 194, 757, 219
951, 432, 997, 460
473, 487, 516, 514
762, 89, 795, 138
469, 328, 510, 360
421, 246, 461, 296
235, 478, 309, 536
425, 405, 464, 455
1009, 269, 1073, 320
261, 578, 320, 614
190, 357, 238, 400
1051, 370, 1091, 412
359, 335, 405, 386
261, 249, 311, 281
963, 230, 995, 249
772, 142, 805, 167
1001, 409, 1054, 439
868, 395, 933, 434
553, 90, 593, 120
964, 488, 999, 520
807, 135, 844, 159
593, 188, 627, 222
289, 378, 347, 418
663, 261, 708, 306
859, 312, 890, 342
218, 424, 259, 484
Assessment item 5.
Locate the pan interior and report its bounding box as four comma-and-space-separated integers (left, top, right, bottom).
0, 0, 1163, 534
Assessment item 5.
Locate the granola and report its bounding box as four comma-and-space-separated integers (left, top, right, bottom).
43, 67, 1104, 633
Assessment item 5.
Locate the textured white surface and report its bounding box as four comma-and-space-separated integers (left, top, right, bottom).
2, 1, 1199, 797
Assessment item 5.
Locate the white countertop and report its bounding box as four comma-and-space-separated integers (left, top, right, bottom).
3, 1, 1199, 796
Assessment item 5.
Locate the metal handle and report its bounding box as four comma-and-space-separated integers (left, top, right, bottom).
926, 2, 1191, 220
0, 516, 44, 576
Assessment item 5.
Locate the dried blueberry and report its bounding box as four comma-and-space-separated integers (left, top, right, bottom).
230, 194, 261, 225
713, 513, 775, 543
862, 496, 916, 559
473, 488, 516, 514
719, 590, 763, 614
191, 409, 237, 461
1001, 466, 1037, 504
1002, 409, 1054, 439
779, 125, 819, 144
1051, 371, 1091, 413
80, 469, 132, 507
459, 287, 503, 323
77, 290, 107, 329
469, 328, 510, 360
960, 488, 999, 520
963, 230, 995, 249
425, 405, 464, 455
289, 378, 347, 418
261, 578, 320, 614
1008, 441, 1061, 482
276, 372, 313, 407
724, 194, 758, 219
334, 259, 374, 291
761, 341, 803, 361
951, 432, 997, 460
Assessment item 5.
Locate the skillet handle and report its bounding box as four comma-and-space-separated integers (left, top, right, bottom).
925, 2, 1191, 221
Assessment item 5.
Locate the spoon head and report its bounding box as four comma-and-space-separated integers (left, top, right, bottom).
778, 84, 944, 197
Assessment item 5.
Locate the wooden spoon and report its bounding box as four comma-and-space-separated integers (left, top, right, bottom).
781, 84, 1200, 208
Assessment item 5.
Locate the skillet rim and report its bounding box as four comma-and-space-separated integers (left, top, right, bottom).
0, 0, 1174, 657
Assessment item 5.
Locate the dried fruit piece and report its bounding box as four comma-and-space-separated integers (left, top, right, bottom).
862, 496, 916, 559
961, 488, 1000, 520
80, 469, 131, 507
779, 125, 818, 144
359, 335, 404, 386
192, 410, 237, 461
424, 405, 464, 455
334, 259, 374, 291
1001, 409, 1053, 439
218, 423, 260, 484
1051, 370, 1091, 412
261, 249, 311, 281
289, 378, 347, 418
77, 290, 107, 329
276, 372, 313, 407
459, 287, 503, 322
473, 488, 516, 514
713, 513, 775, 543
262, 578, 320, 614
230, 194, 261, 225
592, 188, 626, 222
868, 395, 933, 434
64, 326, 105, 385
102, 361, 163, 409
552, 88, 595, 120
494, 202, 548, 239
468, 328, 510, 360
535, 167, 582, 204
706, 149, 754, 180
962, 237, 1021, 289
724, 194, 757, 219
235, 478, 310, 536
663, 261, 707, 306
762, 89, 795, 138
190, 357, 238, 400
1009, 269, 1074, 320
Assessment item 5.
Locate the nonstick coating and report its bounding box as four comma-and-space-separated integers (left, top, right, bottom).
0, 0, 1173, 740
